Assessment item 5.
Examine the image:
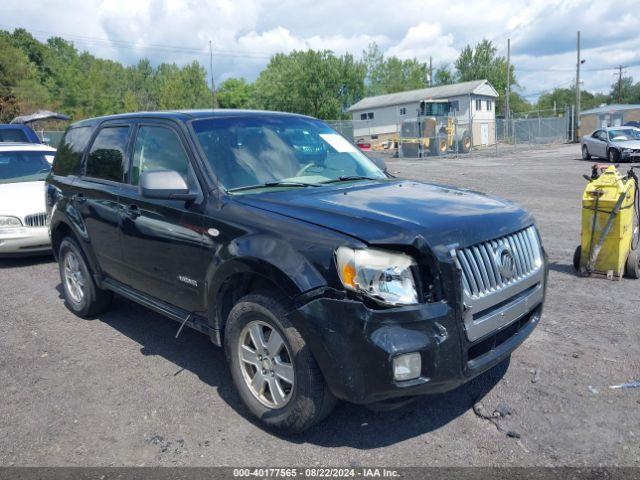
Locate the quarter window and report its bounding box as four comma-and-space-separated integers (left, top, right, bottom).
53, 126, 93, 176
130, 125, 193, 186
85, 126, 130, 182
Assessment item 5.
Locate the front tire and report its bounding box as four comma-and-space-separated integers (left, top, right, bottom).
58, 237, 112, 317
225, 292, 336, 434
573, 245, 582, 272
582, 145, 591, 160
608, 148, 620, 163
431, 134, 448, 156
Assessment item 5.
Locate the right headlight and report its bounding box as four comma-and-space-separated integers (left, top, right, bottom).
0, 216, 22, 228
335, 246, 419, 306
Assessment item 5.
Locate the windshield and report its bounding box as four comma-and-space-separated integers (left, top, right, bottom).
608, 129, 640, 141
422, 102, 450, 116
192, 116, 386, 193
0, 151, 52, 184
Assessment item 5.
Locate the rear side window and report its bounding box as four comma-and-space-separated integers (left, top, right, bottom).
85, 126, 130, 182
53, 126, 93, 176
0, 128, 28, 142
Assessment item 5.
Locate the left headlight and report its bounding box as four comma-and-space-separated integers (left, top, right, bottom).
0, 216, 23, 228
335, 246, 419, 306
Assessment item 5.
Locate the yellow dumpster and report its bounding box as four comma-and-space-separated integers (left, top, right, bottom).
574, 165, 639, 279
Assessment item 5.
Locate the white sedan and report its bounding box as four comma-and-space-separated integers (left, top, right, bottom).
0, 142, 56, 256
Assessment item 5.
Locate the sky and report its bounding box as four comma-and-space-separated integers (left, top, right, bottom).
2, 0, 640, 104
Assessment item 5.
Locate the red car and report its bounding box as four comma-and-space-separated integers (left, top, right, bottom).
355, 138, 371, 151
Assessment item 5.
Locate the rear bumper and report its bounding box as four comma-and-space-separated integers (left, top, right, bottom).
0, 227, 51, 255
288, 287, 543, 404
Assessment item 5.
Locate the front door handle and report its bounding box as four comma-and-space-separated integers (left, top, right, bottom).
124, 204, 141, 219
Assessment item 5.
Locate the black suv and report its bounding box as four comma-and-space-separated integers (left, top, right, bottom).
46, 110, 547, 434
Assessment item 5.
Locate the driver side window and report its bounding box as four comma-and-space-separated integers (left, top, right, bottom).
130, 125, 195, 187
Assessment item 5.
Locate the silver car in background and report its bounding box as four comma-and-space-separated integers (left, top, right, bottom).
581, 126, 640, 163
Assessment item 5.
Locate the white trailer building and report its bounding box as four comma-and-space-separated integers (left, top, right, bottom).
347, 79, 499, 147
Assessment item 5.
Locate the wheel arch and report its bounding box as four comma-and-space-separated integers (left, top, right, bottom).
206, 255, 325, 344
49, 217, 102, 280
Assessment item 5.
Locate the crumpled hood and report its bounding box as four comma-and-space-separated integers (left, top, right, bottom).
234, 180, 534, 259
613, 140, 640, 149
0, 181, 47, 221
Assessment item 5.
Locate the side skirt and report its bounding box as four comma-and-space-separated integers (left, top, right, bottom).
102, 277, 212, 337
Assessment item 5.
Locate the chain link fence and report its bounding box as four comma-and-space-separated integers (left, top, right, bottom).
326, 113, 570, 159
39, 130, 65, 147
497, 116, 571, 146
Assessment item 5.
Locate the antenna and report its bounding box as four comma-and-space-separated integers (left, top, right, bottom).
209, 40, 218, 109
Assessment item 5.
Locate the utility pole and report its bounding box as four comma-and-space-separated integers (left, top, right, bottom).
616, 65, 627, 103
209, 40, 218, 109
575, 31, 581, 142
429, 56, 433, 86
505, 38, 510, 140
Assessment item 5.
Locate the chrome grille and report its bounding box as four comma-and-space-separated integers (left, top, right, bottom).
454, 226, 542, 298
24, 212, 48, 228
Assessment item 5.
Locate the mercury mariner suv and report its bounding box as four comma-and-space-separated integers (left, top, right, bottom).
46, 110, 547, 434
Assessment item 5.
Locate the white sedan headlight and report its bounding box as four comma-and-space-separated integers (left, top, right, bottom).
335, 246, 419, 305
0, 216, 22, 228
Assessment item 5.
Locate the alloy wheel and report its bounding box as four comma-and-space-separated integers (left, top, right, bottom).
63, 251, 85, 303
238, 320, 294, 409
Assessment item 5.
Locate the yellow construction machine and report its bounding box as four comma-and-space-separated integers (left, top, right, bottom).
398, 100, 472, 158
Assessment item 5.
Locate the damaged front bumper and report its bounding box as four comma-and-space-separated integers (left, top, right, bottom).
287, 290, 543, 404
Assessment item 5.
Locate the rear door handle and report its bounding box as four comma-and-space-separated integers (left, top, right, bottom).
73, 193, 86, 204
124, 204, 141, 219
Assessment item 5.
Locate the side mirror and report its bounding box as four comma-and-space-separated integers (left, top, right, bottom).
139, 170, 197, 201
369, 156, 388, 173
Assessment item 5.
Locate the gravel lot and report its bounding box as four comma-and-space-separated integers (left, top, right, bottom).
1, 143, 639, 467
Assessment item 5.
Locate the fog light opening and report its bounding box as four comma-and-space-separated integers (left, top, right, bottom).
393, 353, 421, 381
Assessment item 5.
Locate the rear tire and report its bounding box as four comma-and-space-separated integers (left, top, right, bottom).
224, 291, 336, 434
58, 237, 112, 317
582, 145, 591, 160
625, 249, 640, 279
458, 131, 472, 153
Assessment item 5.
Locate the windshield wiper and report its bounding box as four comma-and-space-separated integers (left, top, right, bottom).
320, 175, 379, 184
227, 181, 321, 193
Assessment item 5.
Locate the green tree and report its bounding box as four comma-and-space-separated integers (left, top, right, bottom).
0, 35, 50, 122
217, 78, 255, 109
433, 65, 455, 85
255, 50, 365, 119
536, 86, 610, 113
361, 42, 428, 95
455, 39, 514, 113
609, 76, 640, 104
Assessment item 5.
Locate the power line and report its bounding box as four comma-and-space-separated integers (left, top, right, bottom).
0, 24, 274, 59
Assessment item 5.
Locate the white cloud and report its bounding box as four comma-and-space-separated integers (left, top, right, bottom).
1, 0, 639, 101
386, 23, 458, 64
